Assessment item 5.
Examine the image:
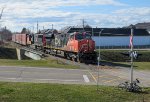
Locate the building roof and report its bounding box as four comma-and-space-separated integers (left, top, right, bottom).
40, 29, 58, 34
127, 22, 150, 32
135, 22, 150, 31
135, 22, 150, 28
93, 28, 150, 36
60, 26, 150, 36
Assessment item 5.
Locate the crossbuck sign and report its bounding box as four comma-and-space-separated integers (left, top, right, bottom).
130, 51, 138, 59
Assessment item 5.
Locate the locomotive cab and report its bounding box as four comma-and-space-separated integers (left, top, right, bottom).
66, 32, 97, 63
76, 32, 95, 53
67, 32, 95, 53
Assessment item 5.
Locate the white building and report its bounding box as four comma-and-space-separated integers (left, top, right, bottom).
93, 36, 150, 47
61, 27, 150, 48
92, 28, 150, 48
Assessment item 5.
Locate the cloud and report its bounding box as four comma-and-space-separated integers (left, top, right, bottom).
0, 0, 126, 7
114, 7, 150, 16
112, 7, 150, 25
0, 1, 150, 32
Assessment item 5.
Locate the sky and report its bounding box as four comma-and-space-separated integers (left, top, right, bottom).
0, 0, 150, 32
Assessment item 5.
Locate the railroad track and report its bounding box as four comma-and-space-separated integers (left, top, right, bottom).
45, 53, 118, 71
45, 53, 94, 69
13, 43, 111, 71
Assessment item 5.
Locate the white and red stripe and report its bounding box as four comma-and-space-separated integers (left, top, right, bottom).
129, 35, 133, 47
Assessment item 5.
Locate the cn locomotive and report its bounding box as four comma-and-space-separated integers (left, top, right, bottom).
12, 29, 97, 63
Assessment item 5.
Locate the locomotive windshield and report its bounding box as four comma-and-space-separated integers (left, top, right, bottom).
75, 34, 84, 40
74, 32, 92, 40
84, 33, 91, 39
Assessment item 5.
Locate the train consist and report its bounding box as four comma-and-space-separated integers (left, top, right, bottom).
12, 29, 97, 63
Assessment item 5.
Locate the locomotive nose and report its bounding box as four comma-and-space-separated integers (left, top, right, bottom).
78, 39, 95, 53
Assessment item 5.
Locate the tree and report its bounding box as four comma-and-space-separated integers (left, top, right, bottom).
0, 27, 12, 41
21, 27, 31, 34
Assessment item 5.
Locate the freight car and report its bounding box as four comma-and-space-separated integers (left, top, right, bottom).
12, 33, 33, 46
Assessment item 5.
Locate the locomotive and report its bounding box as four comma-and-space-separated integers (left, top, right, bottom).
44, 31, 97, 63
12, 29, 97, 63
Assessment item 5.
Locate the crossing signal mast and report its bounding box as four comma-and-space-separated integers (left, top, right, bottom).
0, 7, 5, 28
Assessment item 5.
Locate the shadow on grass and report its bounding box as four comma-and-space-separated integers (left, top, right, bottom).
101, 60, 138, 68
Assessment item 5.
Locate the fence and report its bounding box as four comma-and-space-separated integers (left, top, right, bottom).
96, 45, 150, 49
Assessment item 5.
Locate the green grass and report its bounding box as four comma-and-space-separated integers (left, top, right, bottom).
0, 82, 149, 102
0, 59, 79, 69
133, 62, 150, 70
111, 62, 150, 70
97, 50, 150, 62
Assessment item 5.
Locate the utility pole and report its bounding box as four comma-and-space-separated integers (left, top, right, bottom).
52, 24, 53, 30
0, 7, 4, 20
37, 21, 39, 33
33, 26, 34, 33
52, 24, 54, 34
82, 19, 85, 31
0, 7, 5, 28
83, 19, 84, 29
92, 27, 93, 36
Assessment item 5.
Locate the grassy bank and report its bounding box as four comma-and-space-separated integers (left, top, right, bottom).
111, 62, 150, 70
0, 47, 30, 59
0, 59, 79, 69
133, 62, 150, 70
0, 82, 149, 102
0, 47, 17, 59
99, 50, 150, 62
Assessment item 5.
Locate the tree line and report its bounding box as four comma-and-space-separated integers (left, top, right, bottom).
0, 27, 12, 43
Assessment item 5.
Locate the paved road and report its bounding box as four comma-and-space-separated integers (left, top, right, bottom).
0, 66, 95, 85
0, 66, 150, 87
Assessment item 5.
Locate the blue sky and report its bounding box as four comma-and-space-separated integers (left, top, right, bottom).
0, 0, 150, 32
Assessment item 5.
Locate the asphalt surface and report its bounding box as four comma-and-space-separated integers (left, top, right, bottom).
0, 66, 150, 87
0, 66, 95, 85
89, 66, 150, 87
